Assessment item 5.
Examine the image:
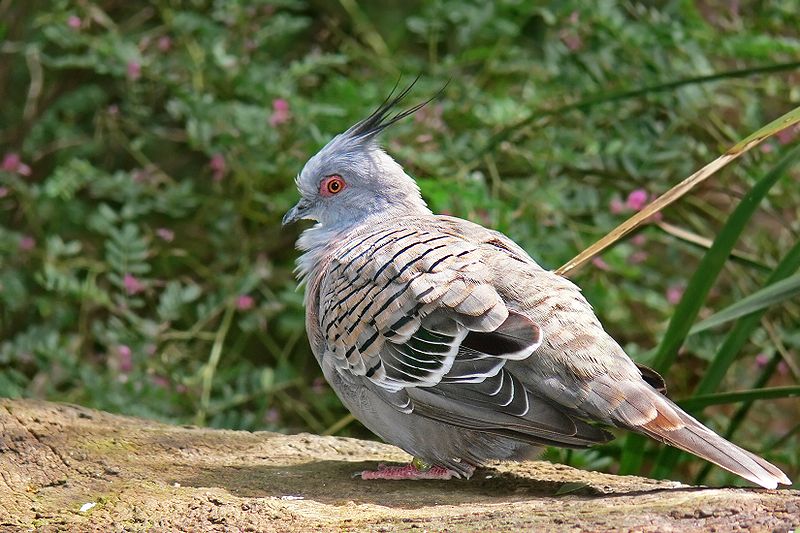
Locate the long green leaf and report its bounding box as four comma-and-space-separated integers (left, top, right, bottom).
676, 386, 800, 411
648, 149, 800, 479
479, 61, 800, 161
621, 144, 800, 476
689, 273, 800, 335
695, 241, 800, 484
709, 240, 800, 452
655, 239, 800, 481
695, 350, 784, 484
650, 144, 800, 373
698, 237, 800, 397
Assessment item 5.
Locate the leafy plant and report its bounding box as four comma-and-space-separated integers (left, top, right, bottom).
1, 0, 798, 485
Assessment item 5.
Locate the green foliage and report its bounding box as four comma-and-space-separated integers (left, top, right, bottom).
677, 386, 800, 411
650, 144, 800, 375
620, 144, 800, 477
1, 0, 798, 486
690, 272, 800, 336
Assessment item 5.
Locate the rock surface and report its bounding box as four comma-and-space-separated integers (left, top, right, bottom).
0, 399, 797, 531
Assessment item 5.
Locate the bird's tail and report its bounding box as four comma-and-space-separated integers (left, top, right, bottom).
639, 398, 790, 489
587, 377, 791, 489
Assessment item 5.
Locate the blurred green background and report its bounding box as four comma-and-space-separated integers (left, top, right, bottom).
1, 0, 798, 486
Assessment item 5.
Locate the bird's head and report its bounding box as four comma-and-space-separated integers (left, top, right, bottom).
282, 81, 435, 229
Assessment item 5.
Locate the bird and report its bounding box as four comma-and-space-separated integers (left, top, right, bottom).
281, 81, 792, 488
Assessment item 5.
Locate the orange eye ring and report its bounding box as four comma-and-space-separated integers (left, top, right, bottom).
321, 175, 346, 196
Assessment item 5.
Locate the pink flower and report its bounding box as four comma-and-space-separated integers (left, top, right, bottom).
126, 61, 141, 81
591, 257, 610, 271
209, 153, 226, 181
626, 189, 648, 211
273, 98, 289, 113
558, 11, 583, 51
156, 228, 174, 242
728, 1, 740, 19
776, 125, 798, 145
269, 98, 291, 127
631, 234, 646, 246
609, 197, 624, 214
264, 407, 281, 424
123, 273, 145, 295
414, 104, 445, 131
67, 15, 81, 29
666, 284, 684, 305
2, 153, 19, 171
311, 377, 327, 395
19, 236, 36, 251
760, 143, 774, 153
475, 208, 491, 225
645, 211, 663, 224
559, 30, 583, 51
117, 345, 133, 373
628, 251, 648, 264
236, 294, 255, 311
0, 186, 9, 198
131, 169, 149, 182
157, 36, 172, 52
568, 10, 580, 24
151, 375, 170, 389
2, 152, 32, 176
755, 353, 769, 368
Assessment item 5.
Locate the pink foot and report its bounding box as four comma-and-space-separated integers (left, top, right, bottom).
356, 463, 456, 480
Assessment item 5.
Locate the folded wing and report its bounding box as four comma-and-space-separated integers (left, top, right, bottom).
319, 225, 612, 449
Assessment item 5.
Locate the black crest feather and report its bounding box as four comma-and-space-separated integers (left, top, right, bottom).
345, 76, 448, 142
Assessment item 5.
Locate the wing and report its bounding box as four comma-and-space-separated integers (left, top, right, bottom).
320, 225, 519, 388
318, 223, 612, 448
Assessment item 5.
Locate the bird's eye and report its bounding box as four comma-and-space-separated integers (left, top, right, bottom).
320, 175, 346, 197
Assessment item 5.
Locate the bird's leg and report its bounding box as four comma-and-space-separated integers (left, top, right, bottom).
355, 457, 460, 480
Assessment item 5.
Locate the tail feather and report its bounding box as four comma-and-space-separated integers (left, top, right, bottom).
586, 377, 791, 489
639, 399, 791, 489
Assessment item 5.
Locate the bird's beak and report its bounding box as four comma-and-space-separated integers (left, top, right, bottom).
282, 199, 311, 226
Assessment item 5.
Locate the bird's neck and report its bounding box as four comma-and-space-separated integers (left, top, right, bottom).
294, 221, 359, 296
293, 200, 429, 289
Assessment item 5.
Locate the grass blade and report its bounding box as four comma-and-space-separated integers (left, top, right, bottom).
649, 144, 800, 373
556, 105, 800, 278
479, 61, 800, 160
676, 386, 800, 411
695, 349, 789, 484
619, 143, 800, 476
693, 244, 800, 486
689, 273, 800, 335
647, 151, 800, 479
656, 221, 770, 272
694, 237, 800, 396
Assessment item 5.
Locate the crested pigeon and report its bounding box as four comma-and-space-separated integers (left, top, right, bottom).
282, 83, 791, 488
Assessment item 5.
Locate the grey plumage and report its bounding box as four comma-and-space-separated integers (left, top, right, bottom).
283, 84, 791, 488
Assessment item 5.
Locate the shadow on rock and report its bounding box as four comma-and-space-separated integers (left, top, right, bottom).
173, 460, 661, 507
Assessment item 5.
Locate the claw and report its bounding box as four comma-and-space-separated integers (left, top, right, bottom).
355, 461, 457, 480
